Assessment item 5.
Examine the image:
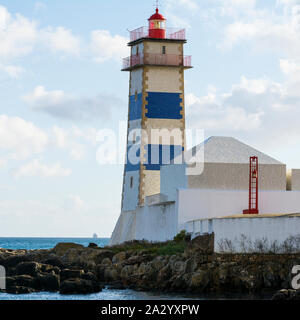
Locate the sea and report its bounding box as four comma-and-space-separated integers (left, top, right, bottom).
0, 237, 270, 300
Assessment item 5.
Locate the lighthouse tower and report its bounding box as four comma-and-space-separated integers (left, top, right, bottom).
121, 8, 192, 211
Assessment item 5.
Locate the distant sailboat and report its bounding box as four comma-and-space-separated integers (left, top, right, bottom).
93, 233, 98, 239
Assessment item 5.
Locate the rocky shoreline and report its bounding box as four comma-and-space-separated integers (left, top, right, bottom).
0, 234, 299, 299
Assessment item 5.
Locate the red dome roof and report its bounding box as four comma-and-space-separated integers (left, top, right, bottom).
148, 9, 166, 21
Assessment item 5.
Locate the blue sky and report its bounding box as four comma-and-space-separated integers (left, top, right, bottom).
1, 0, 300, 237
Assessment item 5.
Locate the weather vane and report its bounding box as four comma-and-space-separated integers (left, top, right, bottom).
155, 0, 160, 10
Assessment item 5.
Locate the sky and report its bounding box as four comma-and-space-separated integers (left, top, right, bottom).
1, 0, 300, 237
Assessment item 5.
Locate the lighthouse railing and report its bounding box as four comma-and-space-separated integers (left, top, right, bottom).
129, 27, 186, 42
122, 53, 192, 69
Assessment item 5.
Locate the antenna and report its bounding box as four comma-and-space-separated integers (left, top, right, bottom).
154, 0, 160, 10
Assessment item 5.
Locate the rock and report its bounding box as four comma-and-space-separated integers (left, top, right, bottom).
88, 243, 98, 249
157, 264, 172, 283
60, 269, 84, 281
37, 273, 60, 291
102, 258, 112, 266
40, 264, 60, 275
124, 254, 153, 266
94, 250, 115, 264
15, 262, 40, 277
2, 255, 31, 269
52, 243, 84, 256
185, 233, 214, 256
81, 272, 97, 282
189, 270, 210, 292
5, 286, 37, 294
6, 275, 37, 289
61, 248, 98, 268
60, 279, 102, 295
42, 257, 64, 268
112, 252, 127, 264
104, 268, 119, 282
121, 265, 134, 279
272, 289, 300, 300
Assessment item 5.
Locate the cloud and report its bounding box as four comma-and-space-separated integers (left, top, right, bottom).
13, 159, 71, 178
0, 114, 100, 164
186, 89, 265, 132
0, 63, 23, 78
63, 194, 86, 211
186, 62, 300, 156
90, 30, 129, 63
0, 158, 7, 168
0, 6, 37, 59
166, 0, 199, 11
41, 26, 80, 55
0, 5, 131, 77
0, 115, 49, 160
222, 1, 300, 60
34, 2, 47, 13
24, 85, 122, 121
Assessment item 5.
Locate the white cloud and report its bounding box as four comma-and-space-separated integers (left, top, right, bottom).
223, 1, 300, 61
0, 115, 49, 159
0, 158, 7, 168
166, 0, 198, 11
186, 89, 264, 132
24, 85, 122, 121
0, 114, 100, 164
13, 159, 71, 178
41, 26, 80, 55
186, 63, 300, 156
0, 63, 23, 78
0, 5, 37, 59
64, 194, 85, 211
90, 30, 129, 63
34, 2, 47, 13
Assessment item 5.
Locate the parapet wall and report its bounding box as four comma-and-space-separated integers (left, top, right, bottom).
185, 214, 300, 253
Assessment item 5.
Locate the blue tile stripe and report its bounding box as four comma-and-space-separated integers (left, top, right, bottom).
146, 92, 182, 119
125, 144, 183, 172
129, 93, 143, 121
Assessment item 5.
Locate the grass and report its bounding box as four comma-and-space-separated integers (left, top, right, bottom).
107, 231, 188, 256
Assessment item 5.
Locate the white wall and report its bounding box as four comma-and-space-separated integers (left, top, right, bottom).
185, 216, 300, 253
177, 189, 300, 228
135, 202, 177, 242
160, 164, 187, 202
122, 171, 140, 211
110, 202, 177, 245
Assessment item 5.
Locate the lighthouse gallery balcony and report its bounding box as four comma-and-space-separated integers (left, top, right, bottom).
122, 53, 192, 71
129, 26, 186, 42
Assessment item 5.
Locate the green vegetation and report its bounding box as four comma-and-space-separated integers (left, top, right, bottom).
108, 231, 188, 256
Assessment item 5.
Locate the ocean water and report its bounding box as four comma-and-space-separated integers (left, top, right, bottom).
0, 237, 110, 250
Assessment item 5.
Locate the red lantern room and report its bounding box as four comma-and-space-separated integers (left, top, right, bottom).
148, 8, 166, 39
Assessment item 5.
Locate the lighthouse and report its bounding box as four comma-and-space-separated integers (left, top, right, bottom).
121, 8, 192, 212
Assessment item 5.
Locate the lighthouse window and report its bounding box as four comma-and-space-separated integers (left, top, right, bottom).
135, 90, 138, 101
162, 46, 166, 54
130, 177, 133, 188
154, 21, 160, 29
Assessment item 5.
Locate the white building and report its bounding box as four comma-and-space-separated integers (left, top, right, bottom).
110, 136, 300, 251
